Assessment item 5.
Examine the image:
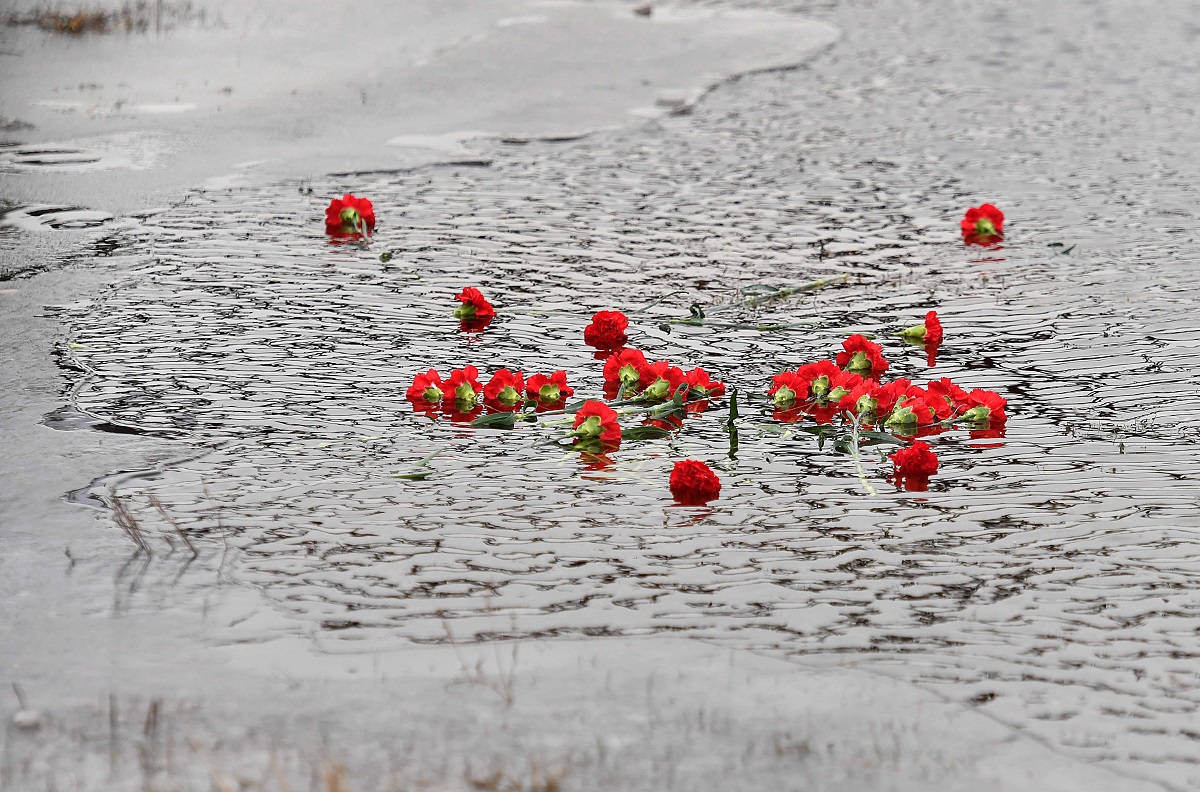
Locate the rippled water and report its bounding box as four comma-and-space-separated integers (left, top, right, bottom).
43, 0, 1200, 788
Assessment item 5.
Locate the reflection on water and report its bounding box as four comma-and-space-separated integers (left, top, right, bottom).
50, 0, 1200, 788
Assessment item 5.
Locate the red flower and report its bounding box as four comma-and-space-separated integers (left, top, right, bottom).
453, 287, 496, 325
883, 389, 941, 433
439, 365, 483, 409
638, 360, 686, 401
899, 311, 943, 344
573, 400, 622, 444
583, 310, 629, 350
527, 370, 574, 406
603, 348, 648, 399
837, 381, 880, 420
324, 194, 376, 237
768, 371, 805, 408
961, 204, 1004, 245
960, 388, 1007, 424
484, 369, 525, 411
890, 440, 938, 488
926, 377, 969, 415
406, 369, 444, 403
678, 367, 725, 400
669, 459, 721, 505
835, 335, 889, 379
924, 311, 943, 345
786, 360, 838, 402
870, 378, 911, 416
960, 203, 1004, 236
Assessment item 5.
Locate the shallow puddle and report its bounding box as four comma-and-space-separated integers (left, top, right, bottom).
25, 0, 1200, 788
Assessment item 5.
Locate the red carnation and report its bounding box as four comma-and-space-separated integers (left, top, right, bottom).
638, 360, 686, 402
961, 204, 1004, 245
768, 371, 805, 408
836, 335, 888, 379
793, 360, 843, 401
603, 348, 648, 399
884, 389, 941, 434
669, 459, 721, 505
900, 312, 943, 365
899, 311, 942, 344
960, 388, 1007, 425
926, 377, 969, 416
837, 381, 879, 420
572, 400, 622, 444
679, 367, 725, 400
324, 193, 376, 238
890, 440, 938, 489
406, 369, 444, 403
483, 369, 525, 411
439, 365, 483, 409
961, 203, 1004, 235
870, 378, 911, 416
527, 370, 574, 409
453, 287, 496, 322
924, 311, 943, 345
583, 310, 629, 350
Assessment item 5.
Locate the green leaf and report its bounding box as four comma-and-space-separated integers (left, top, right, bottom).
857, 430, 905, 445
470, 412, 518, 430
646, 401, 686, 420
726, 388, 739, 425
379, 251, 394, 262
689, 303, 705, 319
391, 470, 434, 480
622, 425, 673, 442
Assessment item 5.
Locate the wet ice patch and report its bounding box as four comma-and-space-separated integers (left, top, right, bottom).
0, 204, 114, 231
0, 0, 838, 204
0, 131, 169, 172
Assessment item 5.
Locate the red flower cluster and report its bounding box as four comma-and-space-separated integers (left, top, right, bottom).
601, 348, 725, 406
768, 333, 1008, 484
325, 194, 375, 239
769, 360, 864, 423
583, 310, 629, 350
406, 366, 485, 421
454, 287, 496, 332
961, 203, 1004, 245
407, 365, 583, 422
669, 459, 721, 505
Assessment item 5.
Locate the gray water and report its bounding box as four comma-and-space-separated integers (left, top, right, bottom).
12, 0, 1200, 789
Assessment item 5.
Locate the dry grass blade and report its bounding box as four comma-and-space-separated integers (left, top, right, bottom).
148, 492, 197, 556
109, 491, 152, 554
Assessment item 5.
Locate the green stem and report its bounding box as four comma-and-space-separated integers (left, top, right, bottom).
661, 319, 814, 330
716, 273, 851, 313
847, 414, 878, 497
